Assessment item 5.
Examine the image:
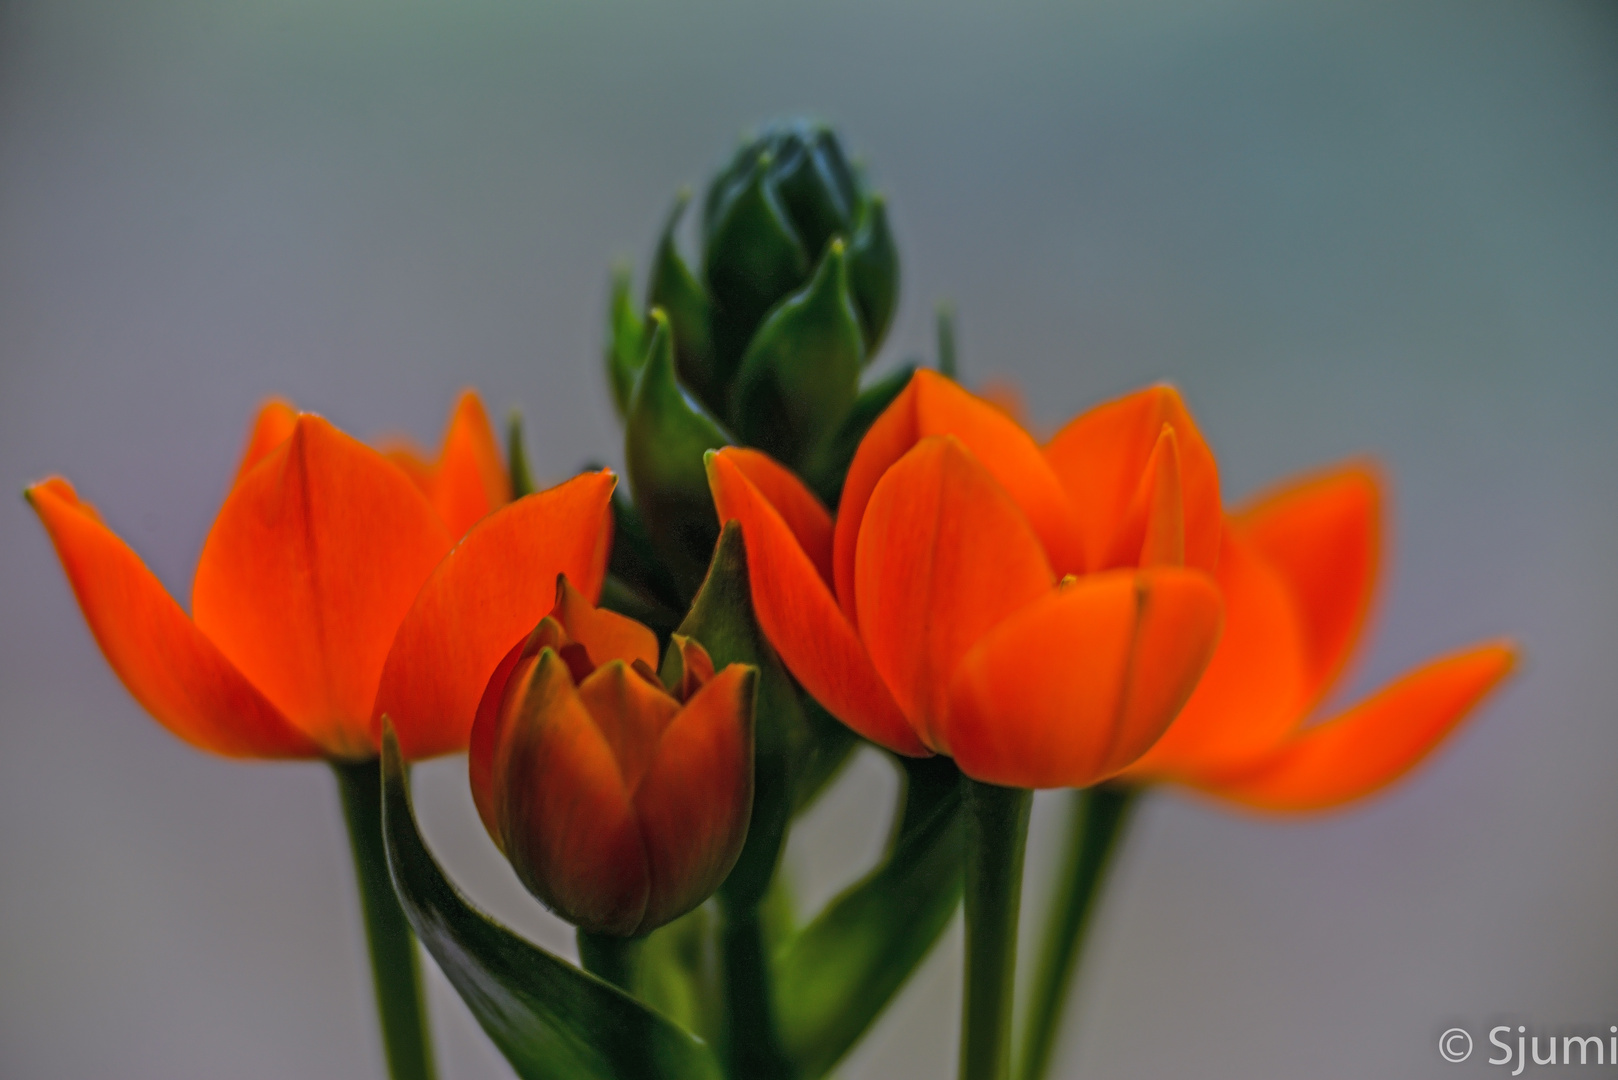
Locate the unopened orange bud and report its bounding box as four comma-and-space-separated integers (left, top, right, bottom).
470, 577, 756, 937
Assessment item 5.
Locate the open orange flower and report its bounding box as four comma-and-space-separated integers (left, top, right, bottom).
28, 394, 614, 762
468, 577, 755, 936
707, 370, 1225, 789
1121, 463, 1516, 810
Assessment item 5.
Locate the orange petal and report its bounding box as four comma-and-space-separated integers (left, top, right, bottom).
1122, 527, 1311, 781
669, 634, 717, 702
233, 399, 299, 486
553, 575, 659, 672
192, 417, 453, 759
1200, 643, 1517, 812
1235, 461, 1382, 709
834, 370, 1084, 615
707, 448, 924, 756
721, 447, 834, 586
576, 660, 682, 792
943, 568, 1223, 788
468, 634, 532, 844
373, 470, 616, 760
1044, 384, 1222, 574
26, 478, 318, 759
634, 663, 756, 931
853, 436, 1056, 748
428, 389, 512, 538
498, 649, 650, 936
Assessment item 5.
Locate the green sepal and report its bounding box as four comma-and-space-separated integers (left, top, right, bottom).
730, 240, 864, 470
606, 267, 649, 420
625, 312, 733, 599
774, 754, 964, 1078
659, 520, 806, 910
770, 127, 856, 265
507, 412, 538, 499
847, 195, 898, 355
648, 193, 718, 413
378, 727, 724, 1080
800, 364, 916, 508
603, 491, 685, 627
703, 158, 811, 397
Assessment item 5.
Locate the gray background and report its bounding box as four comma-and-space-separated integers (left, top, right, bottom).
2, 1, 1615, 1077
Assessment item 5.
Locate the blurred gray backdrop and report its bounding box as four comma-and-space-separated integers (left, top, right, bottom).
2, 1, 1615, 1077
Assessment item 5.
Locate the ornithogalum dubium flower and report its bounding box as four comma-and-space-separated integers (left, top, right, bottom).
707, 369, 1226, 788
470, 577, 756, 937
28, 392, 615, 762
1119, 462, 1516, 809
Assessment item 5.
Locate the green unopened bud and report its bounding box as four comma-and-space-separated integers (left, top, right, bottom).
729, 240, 864, 469
700, 120, 898, 399
625, 311, 733, 598
848, 195, 898, 354
648, 192, 717, 409
605, 267, 648, 419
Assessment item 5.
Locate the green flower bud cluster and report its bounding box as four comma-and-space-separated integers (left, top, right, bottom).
607, 120, 911, 600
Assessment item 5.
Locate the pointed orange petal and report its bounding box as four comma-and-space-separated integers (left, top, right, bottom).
192, 417, 453, 759
233, 399, 299, 486
634, 664, 755, 932
27, 479, 317, 759
943, 568, 1222, 788
669, 634, 717, 702
576, 660, 682, 791
1200, 643, 1517, 812
553, 575, 659, 671
1044, 384, 1222, 574
1122, 527, 1311, 781
427, 389, 512, 538
1126, 426, 1186, 568
468, 634, 532, 845
1235, 461, 1382, 709
721, 447, 834, 585
854, 435, 1056, 747
373, 470, 616, 760
835, 371, 1084, 615
499, 649, 650, 936
707, 448, 924, 756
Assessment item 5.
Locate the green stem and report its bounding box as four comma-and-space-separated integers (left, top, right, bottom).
576, 929, 642, 993
333, 760, 437, 1080
960, 778, 1033, 1080
720, 900, 796, 1079
1016, 785, 1140, 1080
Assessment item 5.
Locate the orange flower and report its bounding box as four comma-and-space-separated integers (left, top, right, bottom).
1121, 463, 1517, 810
469, 577, 755, 937
28, 394, 614, 762
706, 370, 1225, 789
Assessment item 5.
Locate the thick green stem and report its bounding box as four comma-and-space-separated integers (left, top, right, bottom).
333, 760, 437, 1080
720, 901, 796, 1080
1017, 785, 1140, 1080
576, 929, 642, 993
960, 778, 1033, 1080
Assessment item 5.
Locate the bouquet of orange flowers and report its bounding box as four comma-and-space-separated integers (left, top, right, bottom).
27, 120, 1513, 1080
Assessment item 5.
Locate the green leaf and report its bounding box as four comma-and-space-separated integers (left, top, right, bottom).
506, 412, 539, 500
606, 268, 649, 420
774, 754, 965, 1079
847, 195, 898, 355
604, 491, 685, 623
800, 364, 915, 508
378, 728, 724, 1080
625, 312, 733, 599
660, 520, 805, 909
648, 193, 718, 414
730, 240, 865, 471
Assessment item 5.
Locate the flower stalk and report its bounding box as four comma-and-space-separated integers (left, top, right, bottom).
1017, 784, 1140, 1080
333, 759, 437, 1080
960, 778, 1033, 1080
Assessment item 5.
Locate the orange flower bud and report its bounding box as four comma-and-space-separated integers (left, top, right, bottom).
470, 578, 756, 937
